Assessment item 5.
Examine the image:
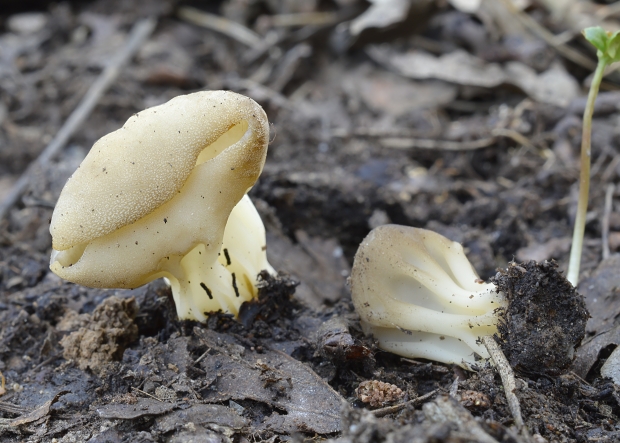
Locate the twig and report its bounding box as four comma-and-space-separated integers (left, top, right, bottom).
601, 154, 620, 183
269, 43, 312, 92
372, 389, 438, 417
481, 336, 529, 440
490, 128, 537, 151
267, 12, 340, 28
131, 386, 163, 402
242, 5, 361, 65
193, 347, 211, 364
31, 353, 61, 372
0, 401, 27, 415
226, 77, 294, 110
597, 2, 620, 20
602, 184, 615, 260
177, 6, 262, 49
331, 127, 435, 139
497, 0, 596, 70
334, 127, 539, 152
0, 17, 157, 222
380, 136, 497, 151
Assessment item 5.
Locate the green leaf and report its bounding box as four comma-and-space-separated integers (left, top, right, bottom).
607, 33, 620, 61
584, 27, 608, 54
583, 26, 620, 64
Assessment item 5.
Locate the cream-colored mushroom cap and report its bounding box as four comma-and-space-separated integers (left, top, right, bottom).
350, 225, 504, 367
50, 90, 268, 251
49, 90, 271, 306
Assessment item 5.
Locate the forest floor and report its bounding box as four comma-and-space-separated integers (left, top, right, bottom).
1, 0, 620, 442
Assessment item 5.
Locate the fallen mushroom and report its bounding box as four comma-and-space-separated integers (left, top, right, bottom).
350, 225, 504, 368
50, 91, 274, 321
350, 225, 588, 373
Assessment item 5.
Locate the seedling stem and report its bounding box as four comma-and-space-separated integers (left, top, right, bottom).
567, 27, 620, 286
567, 60, 605, 286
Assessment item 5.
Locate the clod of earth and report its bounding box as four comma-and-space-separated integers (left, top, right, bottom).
492, 260, 589, 375
59, 296, 138, 375
49, 91, 274, 321
350, 224, 588, 374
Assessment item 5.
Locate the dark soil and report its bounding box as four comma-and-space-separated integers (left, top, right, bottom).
493, 260, 589, 376
1, 1, 620, 442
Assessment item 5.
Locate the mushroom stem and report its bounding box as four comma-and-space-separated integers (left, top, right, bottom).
161, 244, 252, 321
361, 307, 498, 364
160, 195, 273, 320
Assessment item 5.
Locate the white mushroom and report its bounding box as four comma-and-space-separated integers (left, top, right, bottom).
50, 91, 274, 321
350, 225, 505, 368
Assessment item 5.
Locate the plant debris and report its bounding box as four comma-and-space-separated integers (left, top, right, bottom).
493, 260, 589, 376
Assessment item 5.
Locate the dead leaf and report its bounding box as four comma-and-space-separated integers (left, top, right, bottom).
198, 329, 345, 434
368, 47, 579, 106
155, 404, 247, 433
505, 61, 579, 107
10, 391, 69, 427
516, 237, 571, 262
96, 397, 176, 420
600, 346, 620, 385
343, 64, 457, 116
573, 255, 620, 378
371, 48, 506, 88
266, 230, 349, 308
349, 0, 411, 37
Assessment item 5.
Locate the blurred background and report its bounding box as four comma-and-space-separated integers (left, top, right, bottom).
1, 0, 620, 299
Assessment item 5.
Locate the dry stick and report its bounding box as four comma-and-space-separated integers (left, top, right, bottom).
490, 128, 537, 152
602, 183, 615, 260
372, 389, 438, 417
268, 12, 339, 28
481, 335, 530, 441
0, 17, 157, 222
177, 6, 262, 49
193, 347, 211, 365
597, 2, 620, 20
497, 0, 596, 70
334, 127, 538, 152
380, 136, 497, 151
131, 386, 163, 402
0, 401, 27, 415
269, 43, 312, 92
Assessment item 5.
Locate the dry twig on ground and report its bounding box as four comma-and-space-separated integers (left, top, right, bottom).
0, 17, 157, 221
482, 335, 531, 442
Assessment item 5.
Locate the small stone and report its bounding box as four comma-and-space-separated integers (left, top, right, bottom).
458, 390, 491, 410
355, 380, 404, 408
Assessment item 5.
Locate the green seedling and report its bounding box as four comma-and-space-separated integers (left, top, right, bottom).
567, 27, 620, 287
